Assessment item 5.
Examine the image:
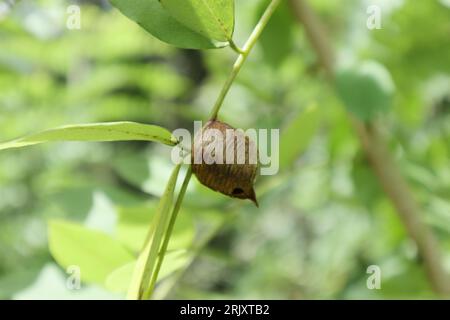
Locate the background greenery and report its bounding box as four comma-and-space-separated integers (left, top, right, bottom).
0, 0, 449, 299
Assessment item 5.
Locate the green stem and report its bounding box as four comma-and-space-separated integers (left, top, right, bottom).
155, 173, 287, 298
147, 167, 193, 298
209, 0, 282, 120
140, 0, 282, 299
229, 39, 245, 54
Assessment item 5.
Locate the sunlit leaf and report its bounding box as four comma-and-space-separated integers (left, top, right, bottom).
105, 250, 189, 293
160, 0, 234, 42
0, 122, 177, 151
110, 0, 224, 49
13, 264, 120, 300
48, 220, 134, 285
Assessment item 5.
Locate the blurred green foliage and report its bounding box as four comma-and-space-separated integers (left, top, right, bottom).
0, 0, 449, 299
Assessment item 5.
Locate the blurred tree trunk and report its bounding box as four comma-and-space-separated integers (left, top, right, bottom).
289, 0, 450, 296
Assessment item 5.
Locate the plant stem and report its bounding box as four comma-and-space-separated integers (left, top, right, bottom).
229, 39, 245, 54
141, 0, 282, 299
209, 0, 283, 120
289, 0, 450, 295
156, 173, 288, 298
147, 167, 193, 298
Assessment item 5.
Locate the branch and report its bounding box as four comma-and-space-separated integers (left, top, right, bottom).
209, 0, 283, 120
289, 0, 450, 295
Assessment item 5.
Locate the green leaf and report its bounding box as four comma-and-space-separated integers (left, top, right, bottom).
160, 0, 235, 42
110, 0, 224, 49
13, 264, 121, 300
117, 204, 195, 254
48, 220, 134, 285
257, 1, 294, 66
280, 104, 321, 169
0, 121, 177, 151
127, 164, 181, 300
105, 262, 136, 294
336, 61, 395, 121
105, 250, 189, 293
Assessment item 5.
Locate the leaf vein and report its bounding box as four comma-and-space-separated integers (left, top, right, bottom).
199, 0, 231, 40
